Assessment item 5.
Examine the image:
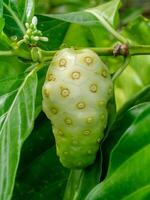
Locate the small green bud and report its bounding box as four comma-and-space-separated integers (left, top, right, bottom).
32, 16, 38, 26
39, 37, 48, 42
11, 35, 17, 41
23, 35, 29, 40
31, 36, 40, 41
26, 29, 32, 35
25, 23, 29, 29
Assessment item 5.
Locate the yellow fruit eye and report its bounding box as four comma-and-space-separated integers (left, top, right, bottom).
71, 71, 80, 80
83, 130, 91, 135
101, 69, 108, 78
43, 88, 49, 97
64, 117, 72, 125
60, 88, 70, 97
50, 107, 58, 114
59, 58, 67, 67
57, 130, 64, 136
47, 73, 55, 81
76, 101, 86, 109
87, 117, 93, 124
89, 84, 97, 93
84, 56, 93, 65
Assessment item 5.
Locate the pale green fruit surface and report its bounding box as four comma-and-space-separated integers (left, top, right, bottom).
42, 48, 113, 169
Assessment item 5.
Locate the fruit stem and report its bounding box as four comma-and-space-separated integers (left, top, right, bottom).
89, 47, 114, 55
112, 56, 131, 82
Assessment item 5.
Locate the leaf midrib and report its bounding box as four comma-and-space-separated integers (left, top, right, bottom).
0, 67, 37, 137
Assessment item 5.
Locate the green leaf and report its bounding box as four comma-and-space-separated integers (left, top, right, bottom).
115, 64, 144, 109
0, 0, 3, 17
86, 0, 120, 27
63, 156, 101, 200
115, 17, 150, 109
0, 67, 38, 200
63, 22, 114, 48
3, 2, 25, 35
122, 17, 150, 84
0, 75, 25, 121
85, 103, 150, 200
0, 31, 11, 49
118, 84, 150, 116
102, 83, 150, 179
37, 0, 120, 51
37, 16, 69, 50
16, 0, 35, 23
0, 57, 27, 79
43, 0, 120, 27
3, 0, 35, 36
44, 10, 98, 26
13, 147, 68, 200
122, 17, 150, 45
123, 185, 150, 200
107, 104, 150, 176
63, 24, 90, 47
12, 113, 68, 200
4, 0, 35, 22
0, 18, 5, 32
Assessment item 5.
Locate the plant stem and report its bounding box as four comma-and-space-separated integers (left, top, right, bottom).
82, 45, 150, 56
0, 45, 150, 60
0, 51, 13, 56
13, 49, 32, 59
130, 45, 150, 55
89, 47, 113, 55
112, 56, 131, 82
0, 49, 31, 59
89, 45, 150, 56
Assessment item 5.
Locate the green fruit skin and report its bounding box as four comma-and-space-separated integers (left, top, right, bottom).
42, 48, 113, 169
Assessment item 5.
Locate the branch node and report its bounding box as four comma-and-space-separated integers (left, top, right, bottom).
113, 44, 129, 57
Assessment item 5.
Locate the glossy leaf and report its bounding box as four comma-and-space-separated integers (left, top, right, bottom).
101, 84, 150, 180
43, 0, 120, 27
13, 147, 68, 200
0, 57, 27, 79
86, 103, 150, 200
115, 17, 150, 109
63, 156, 101, 200
86, 0, 120, 27
0, 17, 5, 32
3, 0, 35, 36
118, 84, 150, 116
63, 24, 90, 47
12, 113, 68, 200
4, 0, 35, 22
0, 67, 38, 200
37, 16, 69, 50
0, 1, 3, 17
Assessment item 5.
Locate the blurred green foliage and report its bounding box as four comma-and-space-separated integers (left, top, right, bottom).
35, 0, 150, 17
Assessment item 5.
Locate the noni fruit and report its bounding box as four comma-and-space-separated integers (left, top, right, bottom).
42, 48, 113, 169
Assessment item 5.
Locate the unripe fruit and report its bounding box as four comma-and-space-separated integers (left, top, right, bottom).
42, 48, 113, 169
